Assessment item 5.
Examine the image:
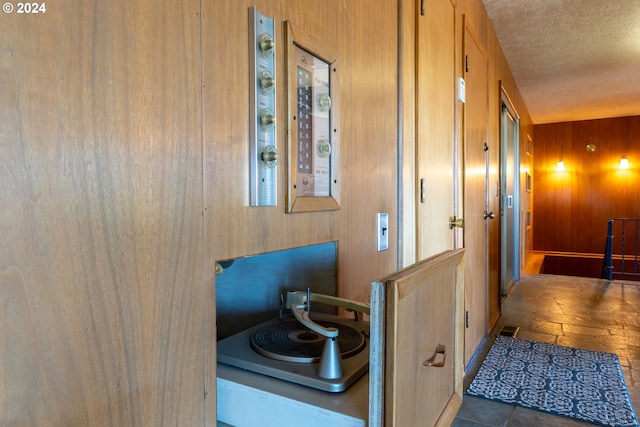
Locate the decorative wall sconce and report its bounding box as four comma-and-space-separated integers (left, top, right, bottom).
619, 156, 629, 169
556, 161, 565, 171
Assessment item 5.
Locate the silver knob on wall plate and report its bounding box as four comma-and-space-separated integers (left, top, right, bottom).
258, 33, 275, 57
316, 92, 332, 112
259, 70, 275, 94
260, 108, 276, 129
261, 145, 278, 168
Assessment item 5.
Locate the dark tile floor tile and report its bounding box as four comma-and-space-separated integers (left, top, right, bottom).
451, 418, 499, 427
454, 396, 513, 427
530, 319, 563, 336
506, 407, 594, 427
513, 330, 557, 344
451, 418, 497, 427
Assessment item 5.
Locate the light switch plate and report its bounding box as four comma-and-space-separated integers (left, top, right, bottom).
457, 77, 465, 103
377, 212, 389, 252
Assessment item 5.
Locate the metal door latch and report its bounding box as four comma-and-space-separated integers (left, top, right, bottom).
449, 216, 464, 229
483, 211, 495, 220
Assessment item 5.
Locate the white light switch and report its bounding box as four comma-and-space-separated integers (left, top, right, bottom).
377, 212, 389, 252
457, 77, 465, 103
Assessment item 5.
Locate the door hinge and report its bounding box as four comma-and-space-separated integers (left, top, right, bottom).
483, 142, 489, 152
420, 0, 425, 16
465, 311, 469, 328
465, 55, 469, 73
420, 178, 426, 203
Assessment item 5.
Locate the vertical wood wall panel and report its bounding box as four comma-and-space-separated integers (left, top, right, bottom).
1, 0, 542, 423
1, 1, 205, 425
399, 0, 417, 267
483, 11, 534, 283
533, 116, 640, 253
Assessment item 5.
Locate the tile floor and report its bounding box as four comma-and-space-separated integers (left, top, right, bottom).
453, 273, 640, 427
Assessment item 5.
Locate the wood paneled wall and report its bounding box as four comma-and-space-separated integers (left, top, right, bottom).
1, 1, 206, 425
205, 0, 399, 307
458, 0, 534, 361
205, 1, 398, 420
485, 19, 535, 271
1, 0, 537, 424
533, 116, 640, 253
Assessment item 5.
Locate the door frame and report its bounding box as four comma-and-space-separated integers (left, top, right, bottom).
499, 86, 521, 296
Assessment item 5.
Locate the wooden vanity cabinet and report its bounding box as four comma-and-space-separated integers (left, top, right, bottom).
369, 249, 465, 427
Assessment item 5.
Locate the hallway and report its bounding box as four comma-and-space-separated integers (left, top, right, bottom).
453, 274, 640, 426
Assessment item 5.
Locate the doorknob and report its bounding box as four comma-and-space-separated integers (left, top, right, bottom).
483, 211, 495, 220
449, 216, 464, 229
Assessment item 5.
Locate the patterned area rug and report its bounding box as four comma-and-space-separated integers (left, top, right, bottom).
466, 336, 639, 427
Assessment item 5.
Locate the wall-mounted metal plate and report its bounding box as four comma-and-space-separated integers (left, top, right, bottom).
249, 7, 277, 206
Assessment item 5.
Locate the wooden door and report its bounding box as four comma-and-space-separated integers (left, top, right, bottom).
369, 249, 465, 427
416, 0, 457, 259
462, 28, 492, 365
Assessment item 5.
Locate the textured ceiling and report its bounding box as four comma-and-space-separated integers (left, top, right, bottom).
483, 0, 640, 124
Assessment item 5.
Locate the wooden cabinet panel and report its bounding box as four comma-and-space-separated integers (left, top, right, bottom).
204, 0, 398, 309
369, 249, 465, 427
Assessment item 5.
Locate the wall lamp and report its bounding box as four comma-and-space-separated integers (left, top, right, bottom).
619, 156, 629, 169
556, 161, 565, 171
